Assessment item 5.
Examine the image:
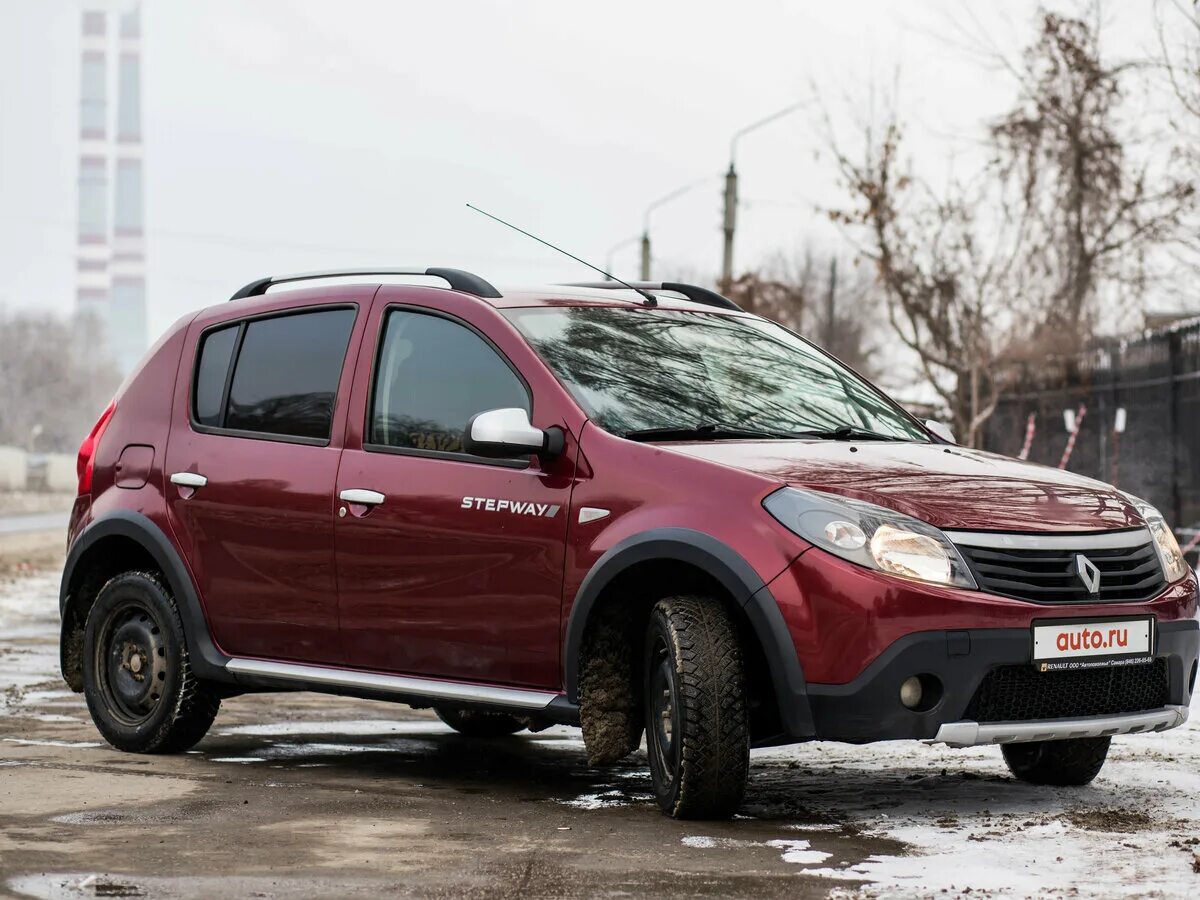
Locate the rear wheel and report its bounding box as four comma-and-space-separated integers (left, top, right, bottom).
643, 595, 749, 819
434, 707, 525, 737
1001, 737, 1111, 786
82, 571, 220, 753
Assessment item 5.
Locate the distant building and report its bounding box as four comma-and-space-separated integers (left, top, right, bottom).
75, 10, 110, 323
75, 3, 147, 374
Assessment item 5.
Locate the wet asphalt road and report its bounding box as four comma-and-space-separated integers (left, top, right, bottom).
4, 556, 1200, 898
0, 567, 888, 899
0, 513, 68, 536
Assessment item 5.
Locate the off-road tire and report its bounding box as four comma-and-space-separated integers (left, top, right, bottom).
643, 595, 750, 819
435, 707, 525, 737
1001, 736, 1111, 786
82, 571, 220, 753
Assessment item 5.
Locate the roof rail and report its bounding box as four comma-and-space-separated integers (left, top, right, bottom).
228, 267, 502, 302
562, 281, 741, 311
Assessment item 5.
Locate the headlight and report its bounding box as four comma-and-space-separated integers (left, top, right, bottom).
1123, 493, 1188, 583
763, 487, 977, 589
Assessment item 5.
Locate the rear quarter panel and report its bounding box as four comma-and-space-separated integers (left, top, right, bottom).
77, 311, 197, 545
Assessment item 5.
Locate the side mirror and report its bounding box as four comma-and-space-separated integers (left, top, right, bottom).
925, 420, 956, 444
464, 407, 562, 460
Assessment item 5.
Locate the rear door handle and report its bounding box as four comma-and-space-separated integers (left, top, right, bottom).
339, 489, 385, 506
170, 472, 208, 488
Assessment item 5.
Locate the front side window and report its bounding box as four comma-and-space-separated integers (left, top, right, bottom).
369, 309, 529, 455
193, 308, 355, 441
503, 306, 927, 441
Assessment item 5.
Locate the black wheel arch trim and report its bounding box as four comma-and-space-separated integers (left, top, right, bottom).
60, 510, 233, 683
563, 527, 816, 739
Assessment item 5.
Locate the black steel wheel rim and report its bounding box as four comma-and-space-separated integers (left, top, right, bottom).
96, 599, 168, 725
648, 636, 680, 782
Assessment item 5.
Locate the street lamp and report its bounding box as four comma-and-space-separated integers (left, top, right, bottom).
640, 176, 715, 280
721, 99, 812, 291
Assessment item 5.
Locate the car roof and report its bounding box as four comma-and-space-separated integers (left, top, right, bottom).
219, 272, 750, 316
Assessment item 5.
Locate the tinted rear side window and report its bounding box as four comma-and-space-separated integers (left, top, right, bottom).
369, 310, 528, 454
224, 308, 355, 440
193, 325, 238, 427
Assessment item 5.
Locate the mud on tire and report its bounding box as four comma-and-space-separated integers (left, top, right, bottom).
1001, 736, 1111, 786
643, 594, 750, 819
435, 707, 526, 737
82, 571, 220, 753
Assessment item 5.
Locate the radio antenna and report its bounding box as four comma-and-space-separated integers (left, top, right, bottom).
466, 203, 657, 307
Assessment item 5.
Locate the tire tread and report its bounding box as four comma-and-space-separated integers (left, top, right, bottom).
650, 594, 750, 819
1001, 736, 1111, 786
84, 570, 219, 753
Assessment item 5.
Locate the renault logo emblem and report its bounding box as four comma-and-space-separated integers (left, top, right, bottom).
1075, 555, 1101, 594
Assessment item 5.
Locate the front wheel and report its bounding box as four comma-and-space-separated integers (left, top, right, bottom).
1001, 736, 1111, 786
643, 595, 749, 819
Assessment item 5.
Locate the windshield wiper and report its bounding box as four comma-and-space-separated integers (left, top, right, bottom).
623, 422, 791, 442
794, 424, 907, 442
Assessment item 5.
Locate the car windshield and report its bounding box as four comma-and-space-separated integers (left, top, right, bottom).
503, 306, 929, 441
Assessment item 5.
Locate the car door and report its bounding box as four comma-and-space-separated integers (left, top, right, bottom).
334, 296, 577, 688
165, 293, 366, 665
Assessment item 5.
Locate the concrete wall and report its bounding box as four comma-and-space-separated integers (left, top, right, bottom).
0, 447, 27, 491
43, 455, 77, 492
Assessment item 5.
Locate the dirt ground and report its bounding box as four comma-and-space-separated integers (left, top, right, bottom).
2, 529, 1198, 899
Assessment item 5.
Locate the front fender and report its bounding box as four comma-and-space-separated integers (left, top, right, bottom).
563, 527, 815, 739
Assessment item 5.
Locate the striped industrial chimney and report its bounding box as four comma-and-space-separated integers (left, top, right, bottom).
110, 3, 147, 373
75, 9, 111, 325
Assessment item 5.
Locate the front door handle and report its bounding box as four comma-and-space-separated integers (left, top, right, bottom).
170, 472, 208, 489
339, 489, 385, 506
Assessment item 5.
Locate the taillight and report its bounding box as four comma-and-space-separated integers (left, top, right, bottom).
77, 400, 116, 495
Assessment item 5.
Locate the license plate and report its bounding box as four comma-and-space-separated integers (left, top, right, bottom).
1031, 617, 1155, 672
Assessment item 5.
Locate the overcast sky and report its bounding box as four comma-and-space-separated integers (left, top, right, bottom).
0, 1, 1170, 340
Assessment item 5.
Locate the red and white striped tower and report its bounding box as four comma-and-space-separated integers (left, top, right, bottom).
75, 9, 111, 325
110, 3, 147, 373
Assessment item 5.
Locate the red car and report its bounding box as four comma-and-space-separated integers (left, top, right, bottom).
60, 269, 1198, 819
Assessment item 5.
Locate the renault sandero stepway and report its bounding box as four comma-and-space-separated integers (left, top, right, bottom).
60, 268, 1199, 819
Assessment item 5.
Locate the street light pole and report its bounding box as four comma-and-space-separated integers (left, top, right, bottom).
721, 99, 811, 291
721, 164, 738, 293
641, 176, 714, 280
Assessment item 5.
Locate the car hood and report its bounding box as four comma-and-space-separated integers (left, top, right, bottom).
663, 440, 1143, 532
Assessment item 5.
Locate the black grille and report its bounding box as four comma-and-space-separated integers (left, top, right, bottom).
958, 537, 1166, 604
964, 659, 1170, 723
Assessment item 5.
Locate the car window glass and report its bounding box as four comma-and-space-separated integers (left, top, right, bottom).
504, 307, 927, 440
225, 308, 355, 440
193, 325, 238, 427
370, 310, 529, 454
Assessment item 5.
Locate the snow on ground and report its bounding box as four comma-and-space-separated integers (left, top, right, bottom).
0, 571, 62, 715
742, 728, 1200, 896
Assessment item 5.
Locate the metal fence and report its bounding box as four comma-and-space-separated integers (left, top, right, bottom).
983, 319, 1200, 552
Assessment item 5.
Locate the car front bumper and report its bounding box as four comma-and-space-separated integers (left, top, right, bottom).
796, 619, 1198, 743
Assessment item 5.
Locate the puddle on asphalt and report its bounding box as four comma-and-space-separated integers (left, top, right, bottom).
3, 737, 102, 749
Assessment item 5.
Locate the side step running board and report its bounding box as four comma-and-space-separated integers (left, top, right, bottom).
225, 658, 559, 710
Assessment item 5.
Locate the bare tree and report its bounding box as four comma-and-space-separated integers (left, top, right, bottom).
994, 10, 1193, 343
0, 310, 122, 453
1156, 0, 1200, 283
828, 5, 1192, 446
727, 247, 881, 378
